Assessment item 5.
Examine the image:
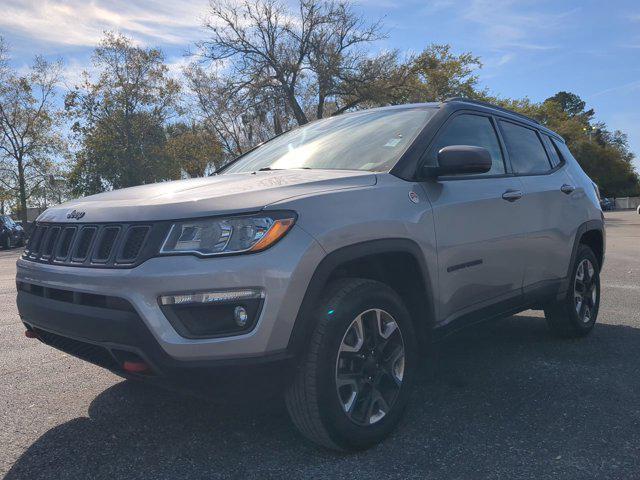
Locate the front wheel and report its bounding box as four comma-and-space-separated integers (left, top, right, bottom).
285, 278, 417, 451
545, 244, 600, 338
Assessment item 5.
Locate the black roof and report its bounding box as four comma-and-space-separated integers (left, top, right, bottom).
442, 97, 563, 141
443, 97, 540, 124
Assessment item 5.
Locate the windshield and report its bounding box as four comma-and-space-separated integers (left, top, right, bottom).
223, 107, 435, 174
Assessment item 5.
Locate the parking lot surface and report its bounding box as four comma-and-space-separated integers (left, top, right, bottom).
1, 211, 639, 479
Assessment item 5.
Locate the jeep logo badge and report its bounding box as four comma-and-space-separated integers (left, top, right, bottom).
66, 210, 86, 220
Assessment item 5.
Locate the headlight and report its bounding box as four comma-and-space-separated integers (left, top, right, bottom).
160, 211, 296, 257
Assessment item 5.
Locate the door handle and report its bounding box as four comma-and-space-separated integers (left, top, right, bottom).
561, 184, 575, 194
502, 189, 523, 202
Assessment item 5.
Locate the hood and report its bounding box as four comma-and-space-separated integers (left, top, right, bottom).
37, 169, 377, 223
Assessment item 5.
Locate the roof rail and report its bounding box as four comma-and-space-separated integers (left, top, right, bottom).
443, 97, 541, 125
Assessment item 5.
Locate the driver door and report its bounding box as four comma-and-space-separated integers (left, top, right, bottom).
419, 112, 527, 326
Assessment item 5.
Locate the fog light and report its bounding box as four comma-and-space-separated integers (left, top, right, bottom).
158, 288, 264, 338
234, 306, 249, 327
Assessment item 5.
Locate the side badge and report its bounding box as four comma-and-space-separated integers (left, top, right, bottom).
408, 191, 420, 204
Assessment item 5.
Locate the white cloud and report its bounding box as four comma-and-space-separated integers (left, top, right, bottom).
592, 80, 640, 98
457, 0, 577, 50
0, 0, 210, 48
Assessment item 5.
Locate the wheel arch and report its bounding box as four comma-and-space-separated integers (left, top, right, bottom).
286, 239, 435, 357
560, 219, 605, 296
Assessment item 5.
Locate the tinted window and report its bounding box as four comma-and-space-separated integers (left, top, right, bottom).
430, 114, 505, 175
223, 108, 435, 173
551, 138, 576, 165
541, 135, 562, 167
499, 121, 552, 174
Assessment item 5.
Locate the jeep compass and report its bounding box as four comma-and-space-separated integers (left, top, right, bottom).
16, 98, 604, 450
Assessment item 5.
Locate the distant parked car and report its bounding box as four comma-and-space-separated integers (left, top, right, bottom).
637, 205, 640, 215
600, 198, 615, 211
0, 215, 25, 249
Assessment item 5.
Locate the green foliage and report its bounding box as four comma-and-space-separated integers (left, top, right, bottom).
66, 32, 181, 196
0, 40, 66, 222
165, 123, 224, 178
403, 44, 484, 102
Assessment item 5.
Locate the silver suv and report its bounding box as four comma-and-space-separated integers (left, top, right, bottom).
16, 98, 604, 451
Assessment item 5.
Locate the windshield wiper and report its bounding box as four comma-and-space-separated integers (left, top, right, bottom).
257, 167, 312, 171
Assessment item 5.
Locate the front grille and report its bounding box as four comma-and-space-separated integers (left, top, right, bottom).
24, 222, 160, 268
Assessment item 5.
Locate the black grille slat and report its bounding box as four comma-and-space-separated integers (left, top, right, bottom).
72, 227, 97, 262
118, 226, 150, 263
22, 221, 156, 268
41, 227, 61, 259
54, 227, 77, 261
27, 226, 47, 258
93, 227, 120, 262
25, 225, 40, 255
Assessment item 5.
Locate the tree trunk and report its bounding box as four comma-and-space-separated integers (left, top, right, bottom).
285, 88, 309, 126
317, 94, 325, 120
273, 98, 283, 135
273, 111, 283, 135
17, 156, 28, 224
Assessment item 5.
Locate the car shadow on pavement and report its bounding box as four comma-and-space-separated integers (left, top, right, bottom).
6, 314, 640, 480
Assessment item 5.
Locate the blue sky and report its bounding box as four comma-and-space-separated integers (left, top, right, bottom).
1, 0, 639, 168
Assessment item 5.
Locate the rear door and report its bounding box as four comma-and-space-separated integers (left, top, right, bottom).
419, 112, 527, 326
497, 120, 582, 292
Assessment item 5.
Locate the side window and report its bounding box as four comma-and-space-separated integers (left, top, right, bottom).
499, 121, 552, 174
430, 114, 505, 175
541, 135, 562, 168
551, 138, 577, 165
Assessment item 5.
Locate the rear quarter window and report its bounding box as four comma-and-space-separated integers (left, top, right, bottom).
541, 135, 563, 168
499, 121, 552, 174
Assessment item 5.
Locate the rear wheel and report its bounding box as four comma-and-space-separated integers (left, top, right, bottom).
545, 244, 600, 338
285, 278, 417, 451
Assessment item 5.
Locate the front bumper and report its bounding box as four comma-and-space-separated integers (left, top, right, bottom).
16, 225, 325, 363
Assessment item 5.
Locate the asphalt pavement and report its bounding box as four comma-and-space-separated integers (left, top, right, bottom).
1, 211, 639, 479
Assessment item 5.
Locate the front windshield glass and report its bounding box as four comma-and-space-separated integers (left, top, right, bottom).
223, 107, 435, 173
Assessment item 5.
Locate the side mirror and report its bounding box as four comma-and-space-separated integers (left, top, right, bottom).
421, 145, 492, 178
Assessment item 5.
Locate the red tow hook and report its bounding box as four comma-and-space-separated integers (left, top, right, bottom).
122, 361, 150, 374
24, 329, 38, 339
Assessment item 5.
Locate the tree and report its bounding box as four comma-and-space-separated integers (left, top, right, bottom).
185, 65, 283, 159
66, 32, 181, 196
403, 44, 483, 102
199, 0, 402, 126
0, 39, 65, 223
165, 122, 224, 177
545, 91, 594, 119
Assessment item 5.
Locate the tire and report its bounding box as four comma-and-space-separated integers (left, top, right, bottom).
285, 278, 417, 451
544, 244, 600, 338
